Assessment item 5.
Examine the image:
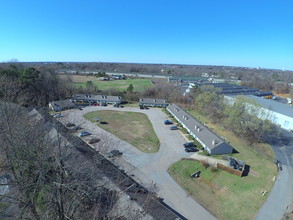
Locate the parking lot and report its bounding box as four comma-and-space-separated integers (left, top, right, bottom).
59, 106, 216, 220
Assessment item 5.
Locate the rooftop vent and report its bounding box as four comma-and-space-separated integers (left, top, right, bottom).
197, 127, 201, 132
212, 140, 218, 145
153, 99, 156, 102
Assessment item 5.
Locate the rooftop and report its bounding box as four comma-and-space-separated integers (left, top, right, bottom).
167, 104, 233, 151
243, 95, 293, 118
139, 98, 168, 105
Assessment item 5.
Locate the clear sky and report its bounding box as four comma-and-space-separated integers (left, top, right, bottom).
0, 0, 292, 70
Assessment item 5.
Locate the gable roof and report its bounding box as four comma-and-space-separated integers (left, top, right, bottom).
139, 98, 168, 105
72, 94, 123, 102
167, 104, 233, 152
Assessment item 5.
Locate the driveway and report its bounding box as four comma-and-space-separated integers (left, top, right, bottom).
255, 129, 293, 220
59, 106, 217, 220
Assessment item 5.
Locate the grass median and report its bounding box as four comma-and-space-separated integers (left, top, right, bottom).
84, 110, 160, 152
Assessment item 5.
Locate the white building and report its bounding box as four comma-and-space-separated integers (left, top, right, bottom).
226, 95, 293, 131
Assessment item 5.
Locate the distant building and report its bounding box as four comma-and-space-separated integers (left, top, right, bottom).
168, 76, 208, 84
139, 98, 168, 107
71, 94, 124, 105
226, 95, 293, 131
167, 104, 234, 155
49, 99, 76, 111
198, 83, 273, 97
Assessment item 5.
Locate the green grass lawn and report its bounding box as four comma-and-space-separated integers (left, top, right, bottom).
169, 158, 277, 220
84, 110, 160, 152
168, 109, 277, 220
75, 78, 153, 92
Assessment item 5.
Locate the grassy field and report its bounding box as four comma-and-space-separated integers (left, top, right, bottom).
66, 75, 154, 92
84, 110, 160, 152
168, 109, 277, 220
169, 158, 277, 220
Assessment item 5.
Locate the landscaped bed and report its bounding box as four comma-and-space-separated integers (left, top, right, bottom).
168, 109, 278, 220
84, 110, 160, 152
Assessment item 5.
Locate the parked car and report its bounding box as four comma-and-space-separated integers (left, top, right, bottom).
164, 120, 173, 125
185, 147, 197, 152
183, 142, 195, 148
88, 138, 101, 144
91, 103, 99, 106
106, 150, 123, 158
101, 103, 107, 107
139, 106, 149, 110
53, 113, 64, 118
66, 123, 76, 127
170, 126, 178, 130
78, 131, 92, 137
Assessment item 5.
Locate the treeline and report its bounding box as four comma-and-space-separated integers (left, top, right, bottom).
192, 88, 277, 144
0, 64, 73, 106
241, 72, 292, 94
0, 104, 148, 219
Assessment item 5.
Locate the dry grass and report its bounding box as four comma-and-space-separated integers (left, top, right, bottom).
84, 110, 160, 152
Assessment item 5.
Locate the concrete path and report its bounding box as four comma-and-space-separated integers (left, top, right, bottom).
59, 106, 217, 220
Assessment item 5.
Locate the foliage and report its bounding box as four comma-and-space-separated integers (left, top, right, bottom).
0, 65, 71, 106
95, 72, 108, 77
126, 83, 134, 93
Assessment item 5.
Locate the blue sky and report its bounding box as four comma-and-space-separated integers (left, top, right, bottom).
0, 0, 292, 70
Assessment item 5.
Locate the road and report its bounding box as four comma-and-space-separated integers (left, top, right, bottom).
255, 129, 293, 220
60, 106, 217, 220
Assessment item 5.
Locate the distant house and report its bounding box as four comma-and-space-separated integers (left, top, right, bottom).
49, 99, 76, 111
167, 104, 234, 155
71, 94, 124, 105
111, 74, 126, 80
139, 98, 169, 107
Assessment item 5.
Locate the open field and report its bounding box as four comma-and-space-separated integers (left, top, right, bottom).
84, 110, 160, 152
61, 75, 154, 92
167, 109, 277, 220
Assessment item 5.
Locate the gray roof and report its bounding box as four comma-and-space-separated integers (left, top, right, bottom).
49, 99, 76, 109
243, 95, 293, 118
72, 94, 123, 102
167, 104, 233, 152
139, 98, 168, 105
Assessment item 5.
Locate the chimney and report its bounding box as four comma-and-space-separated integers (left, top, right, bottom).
212, 140, 218, 145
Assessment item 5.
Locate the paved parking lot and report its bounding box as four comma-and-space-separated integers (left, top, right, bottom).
59, 106, 216, 220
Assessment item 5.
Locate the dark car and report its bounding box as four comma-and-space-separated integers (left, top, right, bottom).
88, 138, 101, 144
170, 126, 178, 130
101, 103, 107, 107
164, 120, 173, 125
183, 142, 195, 148
185, 147, 197, 152
78, 131, 92, 137
106, 150, 123, 158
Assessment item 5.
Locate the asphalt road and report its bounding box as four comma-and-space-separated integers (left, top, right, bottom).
59, 106, 217, 220
255, 129, 293, 220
